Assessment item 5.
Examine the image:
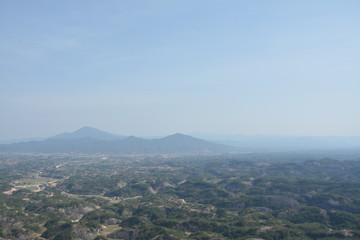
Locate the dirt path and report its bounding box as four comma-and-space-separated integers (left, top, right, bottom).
3, 187, 17, 195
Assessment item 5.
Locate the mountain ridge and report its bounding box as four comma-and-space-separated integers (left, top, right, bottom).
0, 128, 232, 154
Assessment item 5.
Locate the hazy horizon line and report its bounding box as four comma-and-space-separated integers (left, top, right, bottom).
1, 126, 360, 144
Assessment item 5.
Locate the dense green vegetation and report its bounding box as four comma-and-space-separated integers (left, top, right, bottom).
1, 153, 360, 239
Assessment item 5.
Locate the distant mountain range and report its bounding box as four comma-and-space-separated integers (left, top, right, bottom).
0, 127, 232, 154
1, 127, 360, 154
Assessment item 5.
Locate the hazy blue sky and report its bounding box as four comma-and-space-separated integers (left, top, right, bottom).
1, 0, 360, 140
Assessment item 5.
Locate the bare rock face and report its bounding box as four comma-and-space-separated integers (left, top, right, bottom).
107, 230, 138, 240
264, 196, 301, 208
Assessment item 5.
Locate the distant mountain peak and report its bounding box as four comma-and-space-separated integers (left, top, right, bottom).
50, 126, 125, 141
172, 133, 188, 137
165, 133, 194, 139
75, 126, 99, 132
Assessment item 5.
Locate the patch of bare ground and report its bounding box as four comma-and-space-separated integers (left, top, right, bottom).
3, 187, 17, 195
